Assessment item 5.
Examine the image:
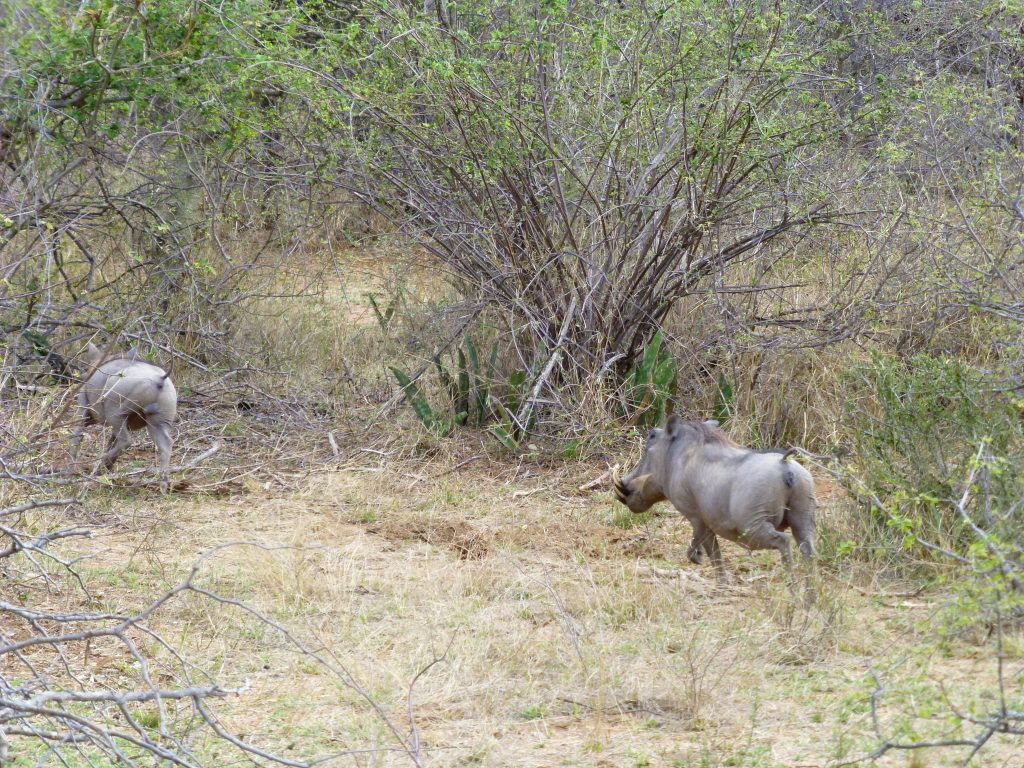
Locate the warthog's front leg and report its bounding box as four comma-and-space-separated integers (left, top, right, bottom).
147, 421, 173, 494
686, 520, 711, 565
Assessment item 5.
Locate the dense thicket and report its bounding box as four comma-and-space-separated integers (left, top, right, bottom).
4, 0, 1024, 535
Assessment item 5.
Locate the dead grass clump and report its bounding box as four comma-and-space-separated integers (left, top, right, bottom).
753, 576, 849, 666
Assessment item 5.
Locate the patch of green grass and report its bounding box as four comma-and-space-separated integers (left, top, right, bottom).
608, 504, 651, 529
519, 703, 546, 720
221, 417, 248, 437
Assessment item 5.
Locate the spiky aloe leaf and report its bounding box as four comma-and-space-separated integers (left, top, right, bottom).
652, 357, 676, 391
456, 348, 470, 417
22, 329, 51, 357
506, 369, 528, 413
475, 341, 498, 424
434, 355, 457, 406
391, 367, 450, 435
640, 330, 664, 376
489, 423, 521, 453
712, 373, 734, 424
624, 330, 679, 427
368, 294, 389, 332
465, 336, 487, 426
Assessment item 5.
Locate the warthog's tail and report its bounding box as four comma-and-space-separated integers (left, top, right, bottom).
781, 448, 799, 488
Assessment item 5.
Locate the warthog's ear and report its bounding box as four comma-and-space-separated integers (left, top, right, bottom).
86, 342, 102, 364
126, 345, 141, 360
666, 414, 682, 438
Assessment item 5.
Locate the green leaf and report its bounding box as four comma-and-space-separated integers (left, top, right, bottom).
489, 423, 520, 452
390, 366, 450, 436
456, 348, 471, 417
712, 373, 734, 424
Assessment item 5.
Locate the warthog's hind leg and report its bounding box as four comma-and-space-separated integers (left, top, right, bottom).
790, 516, 816, 562
786, 501, 818, 602
786, 500, 817, 562
97, 418, 132, 472
740, 521, 793, 571
703, 533, 728, 585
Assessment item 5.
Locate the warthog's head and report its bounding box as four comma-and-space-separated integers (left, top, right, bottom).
613, 416, 727, 513
613, 424, 674, 513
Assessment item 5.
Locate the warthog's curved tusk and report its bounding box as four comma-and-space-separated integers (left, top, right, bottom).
612, 468, 628, 501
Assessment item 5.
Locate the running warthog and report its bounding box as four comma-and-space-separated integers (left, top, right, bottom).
70, 343, 177, 492
613, 416, 816, 582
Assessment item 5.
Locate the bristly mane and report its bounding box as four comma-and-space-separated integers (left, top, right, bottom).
687, 420, 737, 446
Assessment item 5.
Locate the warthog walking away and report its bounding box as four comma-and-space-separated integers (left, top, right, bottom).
613, 416, 816, 582
70, 343, 177, 492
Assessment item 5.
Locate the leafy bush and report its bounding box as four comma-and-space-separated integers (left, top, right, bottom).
838, 352, 1023, 556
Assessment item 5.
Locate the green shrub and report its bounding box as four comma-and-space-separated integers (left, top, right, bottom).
838, 351, 1023, 558
391, 333, 532, 448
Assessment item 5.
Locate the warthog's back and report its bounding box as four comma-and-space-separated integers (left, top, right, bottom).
84, 361, 177, 427
679, 448, 800, 528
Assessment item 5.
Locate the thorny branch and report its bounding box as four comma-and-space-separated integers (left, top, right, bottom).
811, 447, 1024, 767
0, 499, 431, 767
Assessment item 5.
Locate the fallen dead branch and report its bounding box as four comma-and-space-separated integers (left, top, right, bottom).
0, 496, 435, 767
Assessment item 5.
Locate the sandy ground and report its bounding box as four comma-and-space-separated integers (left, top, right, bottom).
21, 452, 1016, 768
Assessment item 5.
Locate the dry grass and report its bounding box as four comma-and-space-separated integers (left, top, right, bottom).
51, 457, 1020, 768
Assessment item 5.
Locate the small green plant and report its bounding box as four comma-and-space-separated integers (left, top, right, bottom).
623, 330, 678, 428
610, 504, 649, 529
712, 372, 734, 424
488, 416, 523, 452
367, 285, 404, 334
559, 438, 582, 459
432, 336, 501, 428
391, 333, 533, 448
518, 704, 546, 720
390, 366, 453, 436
